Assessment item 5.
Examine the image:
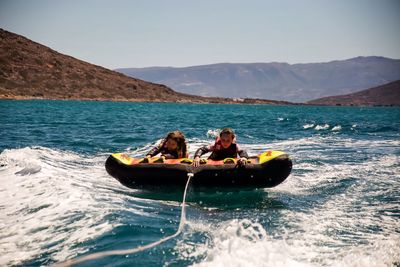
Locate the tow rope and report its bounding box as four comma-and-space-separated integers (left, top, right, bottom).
55, 173, 194, 267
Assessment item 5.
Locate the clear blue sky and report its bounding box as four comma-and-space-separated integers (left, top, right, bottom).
1, 0, 399, 69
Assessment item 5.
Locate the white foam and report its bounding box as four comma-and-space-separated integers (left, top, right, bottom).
0, 146, 157, 265
2, 135, 399, 266
331, 125, 342, 131
314, 124, 330, 130
178, 135, 400, 267
181, 219, 314, 267
303, 124, 315, 129
206, 129, 220, 139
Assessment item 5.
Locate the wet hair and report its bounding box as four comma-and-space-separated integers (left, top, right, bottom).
220, 128, 235, 138
163, 130, 187, 158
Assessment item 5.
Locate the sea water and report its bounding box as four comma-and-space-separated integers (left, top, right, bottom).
0, 100, 399, 266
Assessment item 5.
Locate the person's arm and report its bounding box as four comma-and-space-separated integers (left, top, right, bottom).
237, 145, 249, 165
146, 145, 161, 157
194, 146, 211, 158
238, 148, 249, 159
193, 146, 211, 167
162, 153, 176, 159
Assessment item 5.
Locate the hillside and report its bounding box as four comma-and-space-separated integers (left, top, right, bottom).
3, 28, 397, 107
116, 57, 400, 102
0, 28, 199, 102
307, 80, 400, 106
0, 29, 293, 105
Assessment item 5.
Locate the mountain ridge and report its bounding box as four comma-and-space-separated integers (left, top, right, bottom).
116, 56, 400, 102
1, 28, 399, 106
0, 28, 294, 105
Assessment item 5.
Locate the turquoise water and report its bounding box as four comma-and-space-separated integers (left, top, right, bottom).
0, 100, 399, 266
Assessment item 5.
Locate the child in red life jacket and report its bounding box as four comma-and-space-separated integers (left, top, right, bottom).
193, 128, 249, 167
146, 131, 188, 159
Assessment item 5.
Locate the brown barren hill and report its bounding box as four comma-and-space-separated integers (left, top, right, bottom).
0, 28, 200, 102
307, 80, 400, 106
0, 28, 294, 105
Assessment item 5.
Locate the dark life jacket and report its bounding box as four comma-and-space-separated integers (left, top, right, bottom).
207, 137, 244, 160
208, 142, 240, 160
194, 137, 249, 160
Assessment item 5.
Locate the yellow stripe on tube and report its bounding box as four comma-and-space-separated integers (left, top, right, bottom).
258, 151, 287, 164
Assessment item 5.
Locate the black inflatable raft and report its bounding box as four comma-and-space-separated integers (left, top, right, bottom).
105, 151, 292, 191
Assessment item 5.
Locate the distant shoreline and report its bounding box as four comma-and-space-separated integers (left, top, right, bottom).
0, 95, 297, 105
1, 96, 399, 107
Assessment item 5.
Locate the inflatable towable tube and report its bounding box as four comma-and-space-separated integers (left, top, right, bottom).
105, 151, 292, 191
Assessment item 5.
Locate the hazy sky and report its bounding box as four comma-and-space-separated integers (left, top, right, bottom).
1, 0, 399, 69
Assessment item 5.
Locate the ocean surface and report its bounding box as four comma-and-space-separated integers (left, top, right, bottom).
0, 100, 399, 267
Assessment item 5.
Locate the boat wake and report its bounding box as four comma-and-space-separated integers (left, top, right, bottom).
0, 146, 160, 265
1, 134, 399, 266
